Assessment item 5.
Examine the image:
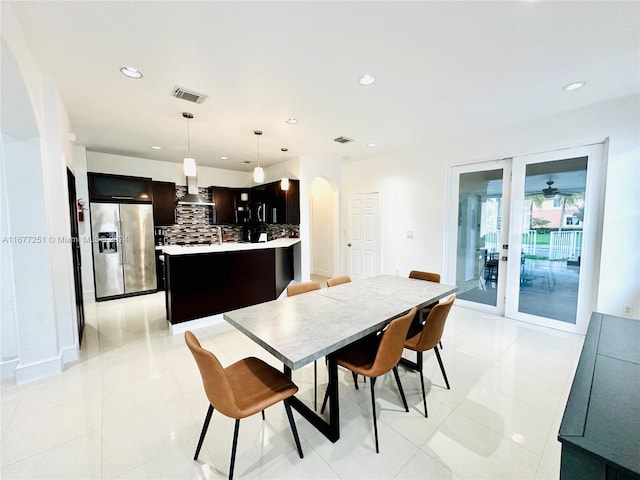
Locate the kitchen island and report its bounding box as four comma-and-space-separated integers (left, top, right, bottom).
162, 238, 300, 330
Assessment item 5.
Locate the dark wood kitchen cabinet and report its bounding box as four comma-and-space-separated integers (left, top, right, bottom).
261, 180, 299, 224
88, 172, 152, 203
282, 179, 300, 224
151, 181, 176, 226
206, 180, 299, 225
264, 182, 282, 224
164, 245, 294, 324
210, 186, 236, 224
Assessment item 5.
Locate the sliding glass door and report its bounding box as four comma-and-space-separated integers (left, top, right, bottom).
446, 144, 606, 333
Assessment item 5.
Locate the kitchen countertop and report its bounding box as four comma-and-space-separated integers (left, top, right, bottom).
161, 237, 300, 255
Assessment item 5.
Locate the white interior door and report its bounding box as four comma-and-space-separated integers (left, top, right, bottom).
446, 144, 606, 333
348, 193, 380, 280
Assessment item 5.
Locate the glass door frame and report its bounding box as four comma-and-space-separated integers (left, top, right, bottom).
505, 143, 607, 334
445, 143, 606, 334
444, 159, 512, 317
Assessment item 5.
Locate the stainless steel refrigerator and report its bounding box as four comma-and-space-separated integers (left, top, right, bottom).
90, 202, 157, 300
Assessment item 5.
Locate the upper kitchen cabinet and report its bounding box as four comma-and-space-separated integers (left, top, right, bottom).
284, 179, 300, 224
88, 172, 152, 203
276, 179, 300, 224
151, 181, 176, 226
206, 181, 299, 225
210, 186, 236, 224
255, 180, 300, 224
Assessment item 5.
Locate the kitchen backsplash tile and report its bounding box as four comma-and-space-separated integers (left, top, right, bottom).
158, 185, 299, 245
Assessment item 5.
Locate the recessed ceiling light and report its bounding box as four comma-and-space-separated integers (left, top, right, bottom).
286, 118, 299, 125
220, 156, 229, 160
563, 81, 585, 91
151, 145, 162, 150
359, 74, 376, 86
367, 143, 377, 147
120, 66, 142, 79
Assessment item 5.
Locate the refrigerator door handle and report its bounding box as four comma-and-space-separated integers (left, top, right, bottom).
119, 220, 126, 265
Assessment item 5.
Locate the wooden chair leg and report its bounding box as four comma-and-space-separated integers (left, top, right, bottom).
283, 399, 304, 459
434, 346, 450, 390
370, 377, 379, 453
194, 404, 214, 460
229, 419, 240, 480
392, 366, 409, 412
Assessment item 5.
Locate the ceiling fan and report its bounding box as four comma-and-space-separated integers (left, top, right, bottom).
542, 180, 573, 198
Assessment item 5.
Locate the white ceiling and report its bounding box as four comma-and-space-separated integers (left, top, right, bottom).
8, 1, 640, 172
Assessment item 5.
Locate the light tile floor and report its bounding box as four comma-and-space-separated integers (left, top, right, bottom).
1, 291, 584, 479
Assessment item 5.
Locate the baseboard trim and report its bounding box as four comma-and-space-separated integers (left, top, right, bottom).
61, 345, 79, 364
14, 355, 63, 384
1, 358, 19, 384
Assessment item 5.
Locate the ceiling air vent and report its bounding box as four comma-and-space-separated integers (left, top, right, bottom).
172, 86, 207, 104
334, 136, 353, 144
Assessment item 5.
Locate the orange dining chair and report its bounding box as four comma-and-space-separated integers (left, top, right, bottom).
409, 270, 444, 349
326, 275, 352, 287
286, 280, 322, 297
320, 307, 417, 453
403, 295, 455, 417
185, 331, 303, 480
286, 281, 322, 409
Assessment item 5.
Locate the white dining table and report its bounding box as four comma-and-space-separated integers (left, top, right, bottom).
223, 274, 457, 442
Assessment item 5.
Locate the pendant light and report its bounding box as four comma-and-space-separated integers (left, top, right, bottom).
178, 112, 213, 206
183, 112, 197, 176
280, 147, 289, 191
253, 130, 264, 183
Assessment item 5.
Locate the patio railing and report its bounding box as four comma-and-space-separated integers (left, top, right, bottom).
549, 231, 583, 260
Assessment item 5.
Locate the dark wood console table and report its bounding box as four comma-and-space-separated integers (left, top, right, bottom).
558, 312, 640, 480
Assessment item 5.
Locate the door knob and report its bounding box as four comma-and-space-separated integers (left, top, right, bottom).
347, 243, 352, 247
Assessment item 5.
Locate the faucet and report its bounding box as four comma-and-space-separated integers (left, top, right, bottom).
216, 226, 222, 245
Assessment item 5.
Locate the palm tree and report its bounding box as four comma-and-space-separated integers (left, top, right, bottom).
527, 193, 584, 231
556, 193, 584, 232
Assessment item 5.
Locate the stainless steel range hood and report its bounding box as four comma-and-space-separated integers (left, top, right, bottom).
178, 175, 214, 206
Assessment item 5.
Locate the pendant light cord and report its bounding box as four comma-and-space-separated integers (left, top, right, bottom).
187, 117, 191, 158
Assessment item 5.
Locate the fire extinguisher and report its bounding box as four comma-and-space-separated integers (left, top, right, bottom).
77, 199, 85, 222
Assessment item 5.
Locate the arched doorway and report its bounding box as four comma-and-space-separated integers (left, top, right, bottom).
309, 176, 339, 283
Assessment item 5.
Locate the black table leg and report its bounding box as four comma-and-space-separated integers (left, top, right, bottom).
284, 357, 340, 443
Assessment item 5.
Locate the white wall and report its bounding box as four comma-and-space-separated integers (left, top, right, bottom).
342, 93, 640, 319
1, 2, 79, 383
310, 177, 335, 277
41, 78, 78, 364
